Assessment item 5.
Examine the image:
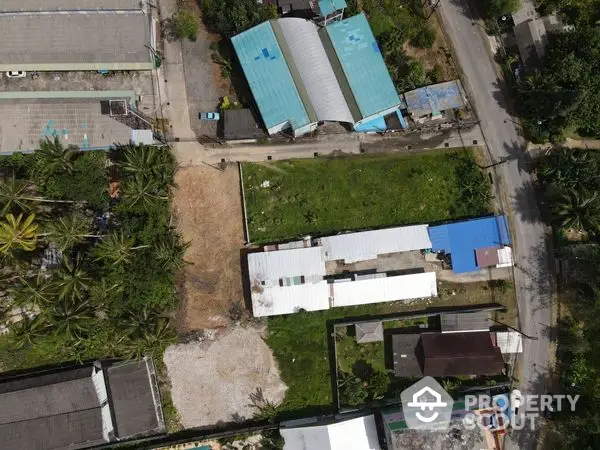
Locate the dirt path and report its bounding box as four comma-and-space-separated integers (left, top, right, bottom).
172, 164, 245, 330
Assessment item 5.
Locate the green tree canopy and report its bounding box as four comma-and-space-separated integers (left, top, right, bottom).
200, 0, 278, 36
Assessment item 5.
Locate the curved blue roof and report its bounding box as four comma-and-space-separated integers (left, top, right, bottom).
325, 13, 401, 119
231, 22, 310, 131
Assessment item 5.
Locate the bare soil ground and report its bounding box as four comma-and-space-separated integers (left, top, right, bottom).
172, 164, 245, 331
163, 326, 287, 428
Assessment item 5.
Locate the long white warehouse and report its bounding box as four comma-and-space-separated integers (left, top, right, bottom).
247, 224, 437, 317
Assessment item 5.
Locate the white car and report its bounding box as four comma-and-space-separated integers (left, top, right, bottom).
5, 71, 26, 78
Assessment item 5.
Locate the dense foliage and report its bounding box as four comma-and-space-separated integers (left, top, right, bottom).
0, 142, 184, 370
517, 27, 600, 142
483, 0, 521, 17
200, 0, 277, 37
538, 149, 600, 237
537, 147, 600, 447
168, 10, 199, 41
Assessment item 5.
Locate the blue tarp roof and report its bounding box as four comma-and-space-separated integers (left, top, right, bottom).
326, 13, 401, 119
428, 216, 511, 273
403, 80, 464, 117
318, 0, 347, 16
231, 22, 310, 132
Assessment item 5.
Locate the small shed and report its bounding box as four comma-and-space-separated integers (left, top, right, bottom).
355, 321, 383, 343
441, 311, 490, 333
222, 109, 266, 141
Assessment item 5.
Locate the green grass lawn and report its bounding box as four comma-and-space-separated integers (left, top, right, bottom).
267, 279, 516, 415
242, 149, 489, 243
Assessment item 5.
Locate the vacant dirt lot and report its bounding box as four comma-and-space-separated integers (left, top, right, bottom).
172, 164, 245, 330
164, 326, 287, 428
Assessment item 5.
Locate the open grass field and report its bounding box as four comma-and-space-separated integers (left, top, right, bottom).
242, 149, 488, 243
267, 278, 516, 415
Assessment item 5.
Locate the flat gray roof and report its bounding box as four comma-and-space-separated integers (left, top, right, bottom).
391, 334, 423, 378
0, 0, 141, 12
441, 311, 490, 333
0, 12, 153, 71
0, 95, 134, 153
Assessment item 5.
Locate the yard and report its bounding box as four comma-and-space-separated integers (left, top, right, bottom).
242, 149, 491, 243
268, 278, 516, 415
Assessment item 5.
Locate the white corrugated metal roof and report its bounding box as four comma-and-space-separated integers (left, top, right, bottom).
276, 18, 354, 124
319, 225, 431, 263
248, 247, 326, 284
252, 281, 330, 317
496, 246, 513, 268
495, 331, 523, 354
333, 272, 437, 307
282, 415, 380, 450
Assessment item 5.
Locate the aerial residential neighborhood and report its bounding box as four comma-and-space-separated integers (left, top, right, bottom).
0, 0, 599, 449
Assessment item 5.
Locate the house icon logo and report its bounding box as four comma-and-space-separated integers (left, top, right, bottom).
400, 377, 454, 430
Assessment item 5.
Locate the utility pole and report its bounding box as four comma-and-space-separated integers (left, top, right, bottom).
426, 0, 441, 20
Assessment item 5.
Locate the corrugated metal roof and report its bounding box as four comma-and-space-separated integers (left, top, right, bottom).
333, 272, 438, 307
318, 0, 347, 16
441, 311, 490, 333
281, 415, 380, 450
428, 215, 511, 273
248, 247, 326, 284
403, 80, 464, 117
324, 13, 401, 119
251, 281, 330, 317
275, 18, 354, 124
231, 22, 311, 132
319, 224, 431, 263
495, 331, 523, 354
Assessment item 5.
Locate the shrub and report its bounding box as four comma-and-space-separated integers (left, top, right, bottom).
169, 10, 198, 41
411, 26, 436, 49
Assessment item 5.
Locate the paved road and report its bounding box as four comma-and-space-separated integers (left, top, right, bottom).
172, 127, 483, 165
437, 1, 553, 448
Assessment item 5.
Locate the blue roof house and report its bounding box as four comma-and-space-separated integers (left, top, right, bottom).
428, 215, 512, 273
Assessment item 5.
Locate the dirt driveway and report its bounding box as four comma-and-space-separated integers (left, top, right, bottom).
172, 164, 245, 330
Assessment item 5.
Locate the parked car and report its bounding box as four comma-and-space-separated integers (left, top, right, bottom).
5, 71, 26, 78
199, 111, 220, 121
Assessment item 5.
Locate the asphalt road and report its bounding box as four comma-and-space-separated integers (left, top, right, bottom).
437, 1, 553, 448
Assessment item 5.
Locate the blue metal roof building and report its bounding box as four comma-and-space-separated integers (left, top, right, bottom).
325, 13, 401, 125
428, 216, 511, 273
318, 0, 347, 16
231, 22, 312, 135
403, 80, 464, 118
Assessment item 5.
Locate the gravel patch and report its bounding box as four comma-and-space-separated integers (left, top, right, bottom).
164, 326, 287, 428
389, 421, 486, 450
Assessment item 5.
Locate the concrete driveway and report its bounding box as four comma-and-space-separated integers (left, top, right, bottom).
436, 1, 553, 448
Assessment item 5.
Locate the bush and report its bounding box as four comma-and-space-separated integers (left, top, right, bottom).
411, 26, 436, 49
169, 10, 198, 41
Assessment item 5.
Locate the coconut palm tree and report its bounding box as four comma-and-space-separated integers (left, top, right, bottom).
49, 296, 95, 338
94, 231, 148, 267
45, 214, 98, 251
554, 189, 600, 233
12, 272, 57, 309
119, 144, 163, 178
0, 174, 76, 215
36, 137, 78, 174
11, 315, 48, 348
0, 213, 39, 254
155, 234, 189, 271
121, 175, 169, 208
125, 315, 175, 359
55, 257, 92, 300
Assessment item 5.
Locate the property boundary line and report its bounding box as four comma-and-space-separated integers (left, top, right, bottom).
238, 162, 251, 244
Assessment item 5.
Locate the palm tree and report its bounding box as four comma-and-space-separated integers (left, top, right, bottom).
0, 174, 76, 215
55, 257, 92, 300
36, 136, 78, 174
45, 214, 98, 251
554, 189, 600, 233
155, 234, 189, 271
49, 296, 95, 338
125, 315, 175, 359
94, 231, 147, 267
121, 175, 169, 208
0, 213, 39, 254
11, 315, 48, 348
119, 144, 163, 178
12, 272, 57, 309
